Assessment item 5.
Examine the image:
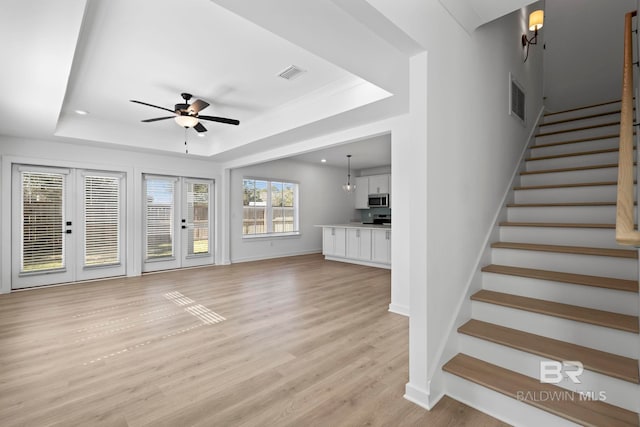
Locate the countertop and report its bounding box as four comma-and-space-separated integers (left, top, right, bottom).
315, 223, 391, 230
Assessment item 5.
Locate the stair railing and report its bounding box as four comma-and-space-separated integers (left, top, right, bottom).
616, 10, 640, 246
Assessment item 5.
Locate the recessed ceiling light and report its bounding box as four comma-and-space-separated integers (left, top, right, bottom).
74, 109, 89, 115
197, 133, 205, 137
321, 158, 327, 163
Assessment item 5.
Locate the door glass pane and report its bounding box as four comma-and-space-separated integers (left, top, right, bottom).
145, 177, 175, 259
21, 172, 64, 272
187, 182, 209, 255
84, 175, 120, 266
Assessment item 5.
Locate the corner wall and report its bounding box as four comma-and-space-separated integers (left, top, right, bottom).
366, 0, 544, 407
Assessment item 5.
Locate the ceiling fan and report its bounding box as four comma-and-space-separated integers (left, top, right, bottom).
130, 92, 240, 133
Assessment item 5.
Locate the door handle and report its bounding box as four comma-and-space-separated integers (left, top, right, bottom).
65, 230, 72, 234
181, 225, 187, 229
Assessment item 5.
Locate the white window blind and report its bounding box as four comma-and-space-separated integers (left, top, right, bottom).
84, 175, 120, 267
145, 177, 175, 259
21, 171, 65, 272
186, 182, 209, 255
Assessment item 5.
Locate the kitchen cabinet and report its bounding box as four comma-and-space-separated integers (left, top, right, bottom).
372, 229, 391, 264
368, 174, 390, 195
322, 227, 346, 257
346, 228, 372, 260
318, 225, 390, 269
354, 176, 369, 209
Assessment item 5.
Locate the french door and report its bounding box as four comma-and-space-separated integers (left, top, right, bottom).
12, 165, 126, 289
143, 175, 214, 272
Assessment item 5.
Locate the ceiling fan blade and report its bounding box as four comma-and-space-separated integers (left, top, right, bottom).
188, 99, 209, 114
130, 100, 175, 113
141, 116, 174, 122
198, 115, 240, 126
194, 122, 207, 133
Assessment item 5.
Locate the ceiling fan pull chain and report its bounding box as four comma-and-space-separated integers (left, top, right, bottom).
184, 127, 189, 154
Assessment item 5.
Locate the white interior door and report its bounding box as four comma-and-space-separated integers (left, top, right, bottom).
143, 175, 214, 272
12, 166, 126, 289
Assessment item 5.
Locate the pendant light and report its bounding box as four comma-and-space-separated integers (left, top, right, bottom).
342, 154, 356, 192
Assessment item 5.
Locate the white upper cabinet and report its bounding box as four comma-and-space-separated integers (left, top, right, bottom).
368, 174, 390, 195
355, 176, 369, 209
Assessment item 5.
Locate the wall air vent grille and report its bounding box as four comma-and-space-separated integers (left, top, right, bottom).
278, 65, 306, 80
509, 72, 526, 124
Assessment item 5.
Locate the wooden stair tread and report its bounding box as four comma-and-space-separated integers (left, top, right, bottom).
471, 290, 639, 333
499, 222, 616, 229
514, 181, 625, 191
520, 163, 627, 175
459, 320, 640, 383
481, 264, 638, 292
507, 202, 630, 207
443, 353, 639, 427
536, 121, 620, 137
531, 134, 622, 150
544, 100, 621, 117
490, 242, 637, 259
540, 111, 621, 127
527, 148, 621, 162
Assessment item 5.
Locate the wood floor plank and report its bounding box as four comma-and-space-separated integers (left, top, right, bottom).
0, 254, 506, 427
459, 319, 640, 383
443, 353, 639, 427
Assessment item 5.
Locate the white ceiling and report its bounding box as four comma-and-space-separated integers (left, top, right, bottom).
288, 133, 391, 170
0, 0, 409, 163
543, 0, 636, 111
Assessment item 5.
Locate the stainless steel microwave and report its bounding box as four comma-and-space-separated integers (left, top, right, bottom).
368, 194, 389, 208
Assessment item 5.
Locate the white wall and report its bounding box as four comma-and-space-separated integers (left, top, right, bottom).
0, 136, 223, 294
229, 158, 356, 263
366, 0, 544, 408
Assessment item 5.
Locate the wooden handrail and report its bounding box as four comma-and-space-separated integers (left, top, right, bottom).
616, 10, 640, 246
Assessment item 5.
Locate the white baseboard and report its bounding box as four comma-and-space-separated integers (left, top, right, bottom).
388, 303, 409, 317
324, 255, 390, 269
231, 249, 322, 264
404, 382, 431, 410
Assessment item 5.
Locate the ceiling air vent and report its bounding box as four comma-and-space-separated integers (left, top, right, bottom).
509, 72, 525, 124
278, 65, 306, 80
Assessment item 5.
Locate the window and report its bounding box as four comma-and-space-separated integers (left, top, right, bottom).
243, 178, 298, 236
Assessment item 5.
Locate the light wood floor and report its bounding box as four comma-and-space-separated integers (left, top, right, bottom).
0, 254, 508, 426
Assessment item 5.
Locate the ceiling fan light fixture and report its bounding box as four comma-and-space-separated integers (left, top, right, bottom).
174, 115, 199, 128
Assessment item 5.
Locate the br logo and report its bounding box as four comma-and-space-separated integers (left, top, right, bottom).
539, 361, 584, 384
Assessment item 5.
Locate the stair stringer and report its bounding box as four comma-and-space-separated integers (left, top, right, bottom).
421, 106, 545, 409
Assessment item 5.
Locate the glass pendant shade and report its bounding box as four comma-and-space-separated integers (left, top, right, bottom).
175, 115, 199, 128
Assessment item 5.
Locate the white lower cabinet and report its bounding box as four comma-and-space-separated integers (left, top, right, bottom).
372, 229, 391, 264
323, 227, 346, 257
346, 228, 372, 260
321, 226, 390, 268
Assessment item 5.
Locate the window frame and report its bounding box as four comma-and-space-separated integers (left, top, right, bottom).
242, 177, 300, 239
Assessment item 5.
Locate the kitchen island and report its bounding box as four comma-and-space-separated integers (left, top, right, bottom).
316, 224, 391, 269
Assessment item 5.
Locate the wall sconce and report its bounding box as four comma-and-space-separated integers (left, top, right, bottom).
522, 10, 544, 62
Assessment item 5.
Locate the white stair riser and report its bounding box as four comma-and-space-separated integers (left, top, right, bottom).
491, 248, 636, 280
499, 226, 622, 249
482, 272, 639, 315
507, 206, 623, 223
526, 151, 620, 171
458, 334, 640, 412
530, 137, 619, 157
445, 373, 582, 427
472, 301, 639, 357
514, 185, 621, 204
543, 104, 621, 122
539, 114, 621, 134
520, 167, 621, 187
535, 125, 621, 145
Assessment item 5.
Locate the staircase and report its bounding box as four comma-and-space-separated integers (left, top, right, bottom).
442, 100, 640, 427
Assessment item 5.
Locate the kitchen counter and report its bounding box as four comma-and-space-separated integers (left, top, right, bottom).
315, 223, 391, 230
317, 224, 391, 269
